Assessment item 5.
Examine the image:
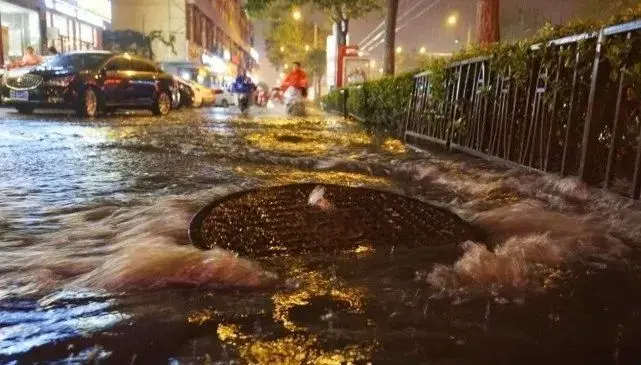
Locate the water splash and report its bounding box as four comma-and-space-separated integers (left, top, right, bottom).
427, 200, 632, 297
0, 186, 275, 298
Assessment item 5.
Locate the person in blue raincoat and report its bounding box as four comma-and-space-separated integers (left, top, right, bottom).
231, 72, 255, 95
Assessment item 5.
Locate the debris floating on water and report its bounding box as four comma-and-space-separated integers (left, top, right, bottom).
308, 185, 333, 211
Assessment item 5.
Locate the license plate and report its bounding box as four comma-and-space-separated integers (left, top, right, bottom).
10, 90, 29, 101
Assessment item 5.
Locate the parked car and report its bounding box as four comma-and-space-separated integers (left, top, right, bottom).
173, 76, 196, 108
187, 81, 215, 107
0, 51, 176, 117
213, 88, 234, 108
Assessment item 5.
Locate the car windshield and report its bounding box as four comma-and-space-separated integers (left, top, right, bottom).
42, 53, 112, 71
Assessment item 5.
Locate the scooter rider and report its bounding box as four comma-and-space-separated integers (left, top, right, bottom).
281, 61, 308, 98
231, 72, 255, 111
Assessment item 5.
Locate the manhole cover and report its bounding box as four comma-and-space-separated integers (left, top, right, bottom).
189, 184, 476, 257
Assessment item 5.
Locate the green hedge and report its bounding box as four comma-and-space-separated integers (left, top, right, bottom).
321, 4, 641, 134
321, 73, 413, 133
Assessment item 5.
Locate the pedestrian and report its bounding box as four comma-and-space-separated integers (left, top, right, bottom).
19, 46, 42, 67
48, 46, 59, 56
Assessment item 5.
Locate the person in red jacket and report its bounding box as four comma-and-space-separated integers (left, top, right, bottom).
281, 61, 309, 98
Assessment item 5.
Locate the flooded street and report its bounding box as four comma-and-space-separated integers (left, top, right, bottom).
2, 106, 641, 364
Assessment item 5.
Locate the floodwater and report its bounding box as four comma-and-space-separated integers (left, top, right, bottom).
1, 106, 641, 364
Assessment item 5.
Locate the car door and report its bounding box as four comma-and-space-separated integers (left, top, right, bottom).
101, 56, 133, 106
128, 59, 158, 106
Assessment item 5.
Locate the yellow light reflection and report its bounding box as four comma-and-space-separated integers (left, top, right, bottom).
354, 244, 375, 255
235, 165, 390, 187
211, 264, 376, 364
271, 269, 366, 332
381, 138, 407, 154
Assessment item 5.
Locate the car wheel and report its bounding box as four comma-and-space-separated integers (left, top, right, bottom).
15, 105, 35, 115
221, 99, 229, 108
76, 87, 99, 118
152, 90, 172, 116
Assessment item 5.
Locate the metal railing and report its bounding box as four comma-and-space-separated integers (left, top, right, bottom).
405, 19, 641, 200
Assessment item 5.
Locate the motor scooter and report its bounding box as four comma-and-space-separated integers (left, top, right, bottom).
283, 86, 307, 116
237, 93, 250, 113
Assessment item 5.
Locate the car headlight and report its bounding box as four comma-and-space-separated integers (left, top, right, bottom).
45, 75, 75, 87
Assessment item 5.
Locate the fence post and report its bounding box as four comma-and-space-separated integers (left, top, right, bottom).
579, 30, 606, 184
402, 75, 419, 138
341, 88, 349, 118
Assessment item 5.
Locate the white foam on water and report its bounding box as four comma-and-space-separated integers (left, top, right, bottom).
427, 200, 634, 297
0, 185, 275, 299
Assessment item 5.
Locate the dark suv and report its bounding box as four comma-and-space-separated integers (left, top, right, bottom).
0, 51, 175, 117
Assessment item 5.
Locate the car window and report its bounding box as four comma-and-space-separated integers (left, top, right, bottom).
42, 53, 112, 71
104, 57, 131, 71
131, 59, 157, 73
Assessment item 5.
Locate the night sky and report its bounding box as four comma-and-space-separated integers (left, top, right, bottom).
255, 0, 587, 87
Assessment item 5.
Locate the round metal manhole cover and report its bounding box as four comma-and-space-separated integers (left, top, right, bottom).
189, 184, 477, 257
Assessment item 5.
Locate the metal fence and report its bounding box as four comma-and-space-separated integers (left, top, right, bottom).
404, 19, 641, 200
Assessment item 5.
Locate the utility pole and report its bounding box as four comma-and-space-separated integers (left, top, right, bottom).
476, 0, 500, 44
383, 0, 399, 76
313, 23, 318, 48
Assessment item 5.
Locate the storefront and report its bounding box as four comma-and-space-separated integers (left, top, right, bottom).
0, 0, 41, 66
187, 42, 235, 88
43, 0, 111, 53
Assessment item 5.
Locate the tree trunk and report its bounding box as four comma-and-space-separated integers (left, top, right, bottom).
336, 19, 348, 47
316, 77, 322, 99
477, 0, 500, 44
383, 0, 399, 76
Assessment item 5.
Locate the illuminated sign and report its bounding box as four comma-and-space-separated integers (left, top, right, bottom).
201, 52, 227, 74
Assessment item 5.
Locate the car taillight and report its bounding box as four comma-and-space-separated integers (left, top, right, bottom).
45, 75, 76, 87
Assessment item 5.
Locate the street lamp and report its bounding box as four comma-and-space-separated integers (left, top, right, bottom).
447, 14, 458, 26
280, 46, 285, 52
370, 59, 376, 68
419, 46, 426, 54
305, 45, 310, 52
284, 64, 289, 70
396, 46, 402, 54
292, 9, 302, 21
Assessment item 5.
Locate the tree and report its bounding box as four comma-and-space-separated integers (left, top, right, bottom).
476, 0, 500, 44
307, 48, 327, 97
246, 0, 381, 48
383, 0, 398, 76
580, 0, 641, 21
263, 9, 328, 93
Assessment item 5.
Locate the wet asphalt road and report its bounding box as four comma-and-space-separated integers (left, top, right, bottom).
2, 105, 641, 364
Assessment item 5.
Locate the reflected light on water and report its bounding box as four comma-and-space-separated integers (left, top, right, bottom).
236, 165, 390, 187
0, 290, 129, 356
244, 129, 373, 156
271, 268, 366, 332
216, 324, 376, 365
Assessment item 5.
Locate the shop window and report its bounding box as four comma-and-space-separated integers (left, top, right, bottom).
80, 23, 93, 44
52, 14, 68, 36
0, 1, 42, 59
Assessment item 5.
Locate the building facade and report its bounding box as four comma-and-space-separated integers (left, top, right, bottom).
111, 0, 256, 88
0, 0, 112, 66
